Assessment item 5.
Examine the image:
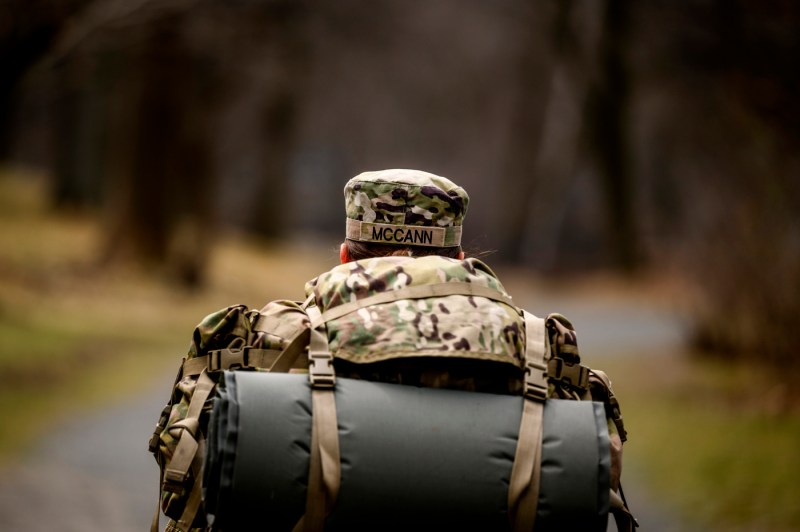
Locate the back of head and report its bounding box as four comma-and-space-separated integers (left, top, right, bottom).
343, 169, 469, 260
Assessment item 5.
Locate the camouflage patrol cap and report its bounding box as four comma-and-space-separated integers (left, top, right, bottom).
344, 169, 469, 247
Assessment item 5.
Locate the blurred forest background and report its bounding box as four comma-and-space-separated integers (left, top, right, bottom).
4, 0, 799, 369
1, 0, 800, 530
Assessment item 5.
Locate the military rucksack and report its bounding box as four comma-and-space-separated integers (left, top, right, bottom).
148, 301, 312, 531
149, 257, 633, 531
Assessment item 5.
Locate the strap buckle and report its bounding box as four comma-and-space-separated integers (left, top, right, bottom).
308, 350, 336, 388
163, 467, 190, 494
207, 346, 252, 372
523, 359, 548, 401
148, 404, 171, 455
547, 357, 590, 390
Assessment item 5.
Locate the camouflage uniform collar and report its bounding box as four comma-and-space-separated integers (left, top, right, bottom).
304, 255, 508, 303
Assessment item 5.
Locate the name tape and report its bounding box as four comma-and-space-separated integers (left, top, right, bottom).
346, 219, 461, 247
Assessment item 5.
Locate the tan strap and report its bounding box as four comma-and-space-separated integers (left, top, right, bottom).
300, 292, 316, 310
301, 306, 341, 531
301, 415, 325, 532
175, 438, 206, 532
520, 311, 549, 402
268, 327, 311, 374
150, 364, 187, 532
313, 388, 340, 502
182, 354, 209, 376
610, 488, 638, 531
508, 397, 545, 531
182, 347, 282, 375
163, 370, 214, 493
508, 311, 548, 532
302, 388, 340, 531
151, 463, 164, 532
312, 281, 514, 328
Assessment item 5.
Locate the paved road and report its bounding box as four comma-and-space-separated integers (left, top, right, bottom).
0, 371, 175, 532
0, 290, 695, 531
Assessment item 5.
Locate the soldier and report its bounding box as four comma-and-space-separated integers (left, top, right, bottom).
150, 168, 633, 531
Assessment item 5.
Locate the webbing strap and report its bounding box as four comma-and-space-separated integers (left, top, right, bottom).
175, 438, 206, 531
151, 465, 163, 532
182, 354, 209, 376
508, 311, 547, 532
163, 370, 214, 492
311, 281, 514, 328
269, 328, 311, 374
301, 306, 341, 532
182, 347, 282, 375
610, 488, 639, 531
313, 389, 340, 502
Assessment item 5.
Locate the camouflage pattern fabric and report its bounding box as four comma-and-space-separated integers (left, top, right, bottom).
344, 169, 468, 247
306, 255, 524, 366
153, 302, 308, 531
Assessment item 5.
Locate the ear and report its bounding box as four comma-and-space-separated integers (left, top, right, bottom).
457, 250, 465, 260
340, 242, 351, 264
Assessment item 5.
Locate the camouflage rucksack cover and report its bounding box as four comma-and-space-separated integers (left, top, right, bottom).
148, 299, 311, 531
149, 256, 630, 531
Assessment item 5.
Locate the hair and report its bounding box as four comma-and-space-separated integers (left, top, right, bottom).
345, 239, 462, 261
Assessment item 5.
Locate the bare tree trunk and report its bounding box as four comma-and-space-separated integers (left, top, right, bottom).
102, 13, 219, 287
51, 50, 107, 208
497, 3, 559, 263
583, 0, 639, 272
500, 1, 605, 269
250, 2, 310, 238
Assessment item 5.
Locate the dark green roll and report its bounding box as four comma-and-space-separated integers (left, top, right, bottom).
204, 371, 609, 531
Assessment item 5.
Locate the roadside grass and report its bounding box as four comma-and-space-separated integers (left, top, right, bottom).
0, 169, 337, 461
600, 353, 800, 531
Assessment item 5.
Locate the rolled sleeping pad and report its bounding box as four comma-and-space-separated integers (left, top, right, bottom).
204, 371, 610, 531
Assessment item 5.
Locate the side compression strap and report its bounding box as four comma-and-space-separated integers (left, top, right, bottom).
610, 488, 638, 531
296, 305, 341, 532
508, 311, 548, 532
181, 347, 282, 376
162, 369, 215, 532
310, 281, 515, 328
176, 438, 206, 531
163, 370, 215, 494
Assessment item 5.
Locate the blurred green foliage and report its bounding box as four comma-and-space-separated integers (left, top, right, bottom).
605, 354, 800, 531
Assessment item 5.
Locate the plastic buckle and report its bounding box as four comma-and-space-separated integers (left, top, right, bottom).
524, 359, 548, 401
148, 432, 161, 455
547, 357, 590, 390
207, 347, 250, 372
148, 404, 171, 454
308, 350, 336, 388
162, 468, 189, 494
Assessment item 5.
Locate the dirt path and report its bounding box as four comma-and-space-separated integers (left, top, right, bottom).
0, 283, 696, 531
